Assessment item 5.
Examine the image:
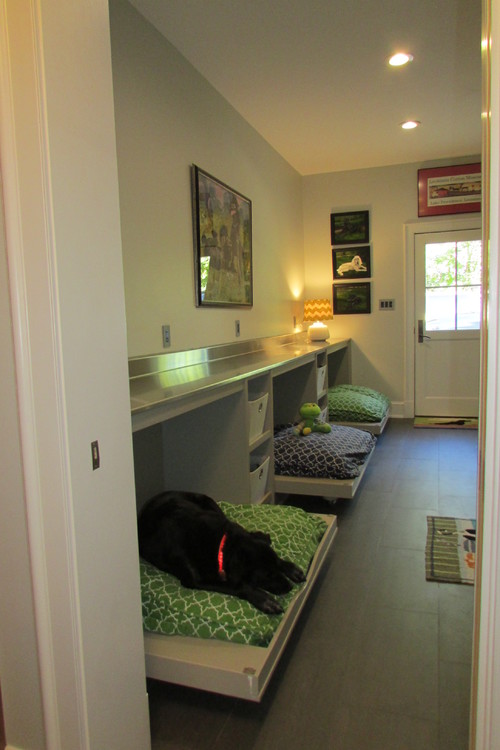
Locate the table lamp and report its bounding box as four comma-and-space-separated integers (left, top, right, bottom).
303, 298, 333, 341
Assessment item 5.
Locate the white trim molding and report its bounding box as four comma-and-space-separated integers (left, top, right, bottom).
474, 1, 500, 747
0, 1, 89, 747
0, 1, 151, 748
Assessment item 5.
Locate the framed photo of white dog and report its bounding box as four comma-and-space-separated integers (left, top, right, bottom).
332, 245, 371, 280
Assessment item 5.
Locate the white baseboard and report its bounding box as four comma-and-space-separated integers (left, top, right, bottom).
388, 401, 409, 419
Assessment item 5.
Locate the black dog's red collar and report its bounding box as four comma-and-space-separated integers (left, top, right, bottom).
218, 533, 228, 580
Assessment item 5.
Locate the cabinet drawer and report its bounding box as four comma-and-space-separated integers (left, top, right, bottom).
248, 393, 269, 443
249, 455, 270, 504
316, 365, 327, 395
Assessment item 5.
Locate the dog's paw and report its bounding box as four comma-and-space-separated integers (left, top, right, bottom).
281, 560, 306, 584
290, 565, 306, 583
250, 589, 284, 614
259, 596, 284, 615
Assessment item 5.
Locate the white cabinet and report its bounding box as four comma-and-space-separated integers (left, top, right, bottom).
247, 374, 271, 447
315, 351, 328, 422
249, 455, 271, 504
247, 373, 273, 503
130, 334, 351, 508
316, 364, 327, 398
248, 393, 269, 443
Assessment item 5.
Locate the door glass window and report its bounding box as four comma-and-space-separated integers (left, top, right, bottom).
425, 240, 482, 331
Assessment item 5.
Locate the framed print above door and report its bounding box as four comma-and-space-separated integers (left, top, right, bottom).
417, 163, 481, 217
192, 165, 253, 307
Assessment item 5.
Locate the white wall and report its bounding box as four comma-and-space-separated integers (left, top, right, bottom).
302, 157, 481, 409
0, 173, 45, 749
0, 1, 150, 747
109, 0, 304, 357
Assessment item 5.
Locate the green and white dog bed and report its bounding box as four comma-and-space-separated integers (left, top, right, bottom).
327, 384, 390, 434
140, 502, 327, 647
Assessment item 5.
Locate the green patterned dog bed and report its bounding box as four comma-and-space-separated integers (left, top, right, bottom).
328, 384, 390, 423
140, 502, 327, 647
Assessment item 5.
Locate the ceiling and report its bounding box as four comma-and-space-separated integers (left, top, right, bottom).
127, 0, 482, 176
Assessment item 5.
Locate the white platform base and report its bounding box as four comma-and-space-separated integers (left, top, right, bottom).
274, 441, 375, 500
144, 513, 337, 701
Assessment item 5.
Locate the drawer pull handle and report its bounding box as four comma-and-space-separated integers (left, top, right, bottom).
259, 468, 264, 479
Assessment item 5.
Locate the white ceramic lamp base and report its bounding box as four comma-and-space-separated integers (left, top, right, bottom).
308, 322, 329, 341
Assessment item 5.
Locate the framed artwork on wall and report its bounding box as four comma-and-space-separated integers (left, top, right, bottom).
331, 210, 370, 245
417, 163, 481, 217
333, 282, 371, 315
332, 245, 371, 279
191, 165, 253, 307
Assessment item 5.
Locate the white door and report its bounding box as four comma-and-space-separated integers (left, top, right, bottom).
414, 228, 482, 417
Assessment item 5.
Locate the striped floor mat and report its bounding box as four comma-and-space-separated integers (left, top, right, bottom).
425, 516, 476, 584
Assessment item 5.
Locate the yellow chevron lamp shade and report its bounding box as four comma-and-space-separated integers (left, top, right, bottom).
303, 298, 333, 341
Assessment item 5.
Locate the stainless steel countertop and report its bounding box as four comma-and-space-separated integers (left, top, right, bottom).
129, 333, 349, 422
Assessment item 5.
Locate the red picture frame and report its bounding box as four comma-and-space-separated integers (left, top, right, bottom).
417, 163, 481, 217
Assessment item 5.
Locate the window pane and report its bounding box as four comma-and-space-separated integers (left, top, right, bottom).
426, 287, 456, 331
457, 286, 481, 330
425, 242, 456, 288
456, 240, 482, 286
424, 238, 482, 331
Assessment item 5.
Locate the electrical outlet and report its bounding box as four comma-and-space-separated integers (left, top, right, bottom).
162, 324, 171, 347
235, 320, 240, 337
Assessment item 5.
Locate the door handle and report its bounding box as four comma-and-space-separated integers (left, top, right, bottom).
418, 319, 431, 343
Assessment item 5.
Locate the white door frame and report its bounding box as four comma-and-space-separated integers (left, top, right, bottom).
404, 216, 482, 418
0, 1, 151, 748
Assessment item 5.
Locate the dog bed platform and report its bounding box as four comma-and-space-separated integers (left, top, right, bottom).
142, 507, 337, 701
327, 384, 390, 435
273, 423, 376, 500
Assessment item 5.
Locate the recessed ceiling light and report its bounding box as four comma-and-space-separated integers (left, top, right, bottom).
389, 52, 414, 67
401, 120, 421, 130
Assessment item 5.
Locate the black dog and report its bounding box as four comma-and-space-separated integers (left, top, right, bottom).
137, 491, 306, 614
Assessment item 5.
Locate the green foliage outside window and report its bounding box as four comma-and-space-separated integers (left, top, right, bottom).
425, 241, 482, 288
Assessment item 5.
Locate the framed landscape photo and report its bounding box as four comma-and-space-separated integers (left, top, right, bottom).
332, 245, 371, 280
191, 165, 253, 307
333, 282, 371, 315
417, 163, 481, 217
331, 210, 370, 245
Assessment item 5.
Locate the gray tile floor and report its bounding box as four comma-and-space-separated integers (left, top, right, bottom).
147, 419, 477, 750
